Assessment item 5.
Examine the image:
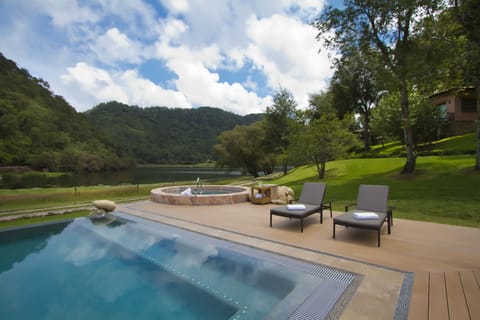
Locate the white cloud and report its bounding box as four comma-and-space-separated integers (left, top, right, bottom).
90, 28, 144, 65
243, 76, 257, 91
97, 0, 160, 38
61, 62, 189, 109
118, 69, 189, 107
245, 13, 334, 109
153, 17, 272, 114
161, 0, 190, 13
153, 0, 332, 112
29, 0, 100, 27
61, 62, 128, 105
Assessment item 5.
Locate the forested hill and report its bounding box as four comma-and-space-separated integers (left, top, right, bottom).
85, 102, 263, 163
0, 52, 130, 171
0, 52, 263, 170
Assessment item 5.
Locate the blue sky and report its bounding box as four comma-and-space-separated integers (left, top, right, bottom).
0, 0, 338, 115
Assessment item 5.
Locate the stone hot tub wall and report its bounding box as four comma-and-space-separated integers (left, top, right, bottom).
151, 185, 251, 205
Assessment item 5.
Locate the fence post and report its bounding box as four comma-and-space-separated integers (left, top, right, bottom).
74, 187, 77, 204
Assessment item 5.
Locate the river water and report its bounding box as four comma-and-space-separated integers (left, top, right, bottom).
0, 166, 243, 189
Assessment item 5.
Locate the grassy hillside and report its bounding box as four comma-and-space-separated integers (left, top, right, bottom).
369, 133, 476, 157
267, 155, 480, 227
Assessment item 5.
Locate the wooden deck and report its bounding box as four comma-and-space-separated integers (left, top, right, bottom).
410, 270, 480, 320
120, 201, 480, 319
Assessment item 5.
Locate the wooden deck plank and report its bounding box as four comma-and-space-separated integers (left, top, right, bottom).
473, 270, 480, 287
445, 271, 469, 320
408, 271, 429, 320
428, 272, 449, 320
460, 271, 480, 320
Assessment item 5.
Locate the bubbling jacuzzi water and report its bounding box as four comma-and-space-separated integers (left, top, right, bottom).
150, 185, 250, 205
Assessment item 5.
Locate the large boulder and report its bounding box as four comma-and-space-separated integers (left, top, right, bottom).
270, 186, 294, 205
92, 200, 117, 212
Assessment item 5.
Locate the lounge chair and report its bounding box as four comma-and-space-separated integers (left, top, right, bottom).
333, 184, 392, 247
270, 182, 332, 232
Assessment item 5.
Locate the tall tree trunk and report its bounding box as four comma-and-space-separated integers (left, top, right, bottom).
363, 109, 371, 151
399, 79, 416, 173
475, 81, 480, 170
318, 161, 326, 179
315, 161, 326, 179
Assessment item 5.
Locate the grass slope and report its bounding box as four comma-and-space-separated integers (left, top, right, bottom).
267, 155, 480, 228
370, 133, 475, 156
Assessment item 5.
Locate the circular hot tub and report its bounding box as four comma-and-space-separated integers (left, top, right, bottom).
151, 185, 250, 205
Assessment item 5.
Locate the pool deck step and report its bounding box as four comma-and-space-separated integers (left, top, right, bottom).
409, 270, 480, 320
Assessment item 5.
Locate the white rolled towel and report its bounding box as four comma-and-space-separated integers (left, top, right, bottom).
287, 204, 306, 210
353, 212, 379, 220
180, 187, 192, 196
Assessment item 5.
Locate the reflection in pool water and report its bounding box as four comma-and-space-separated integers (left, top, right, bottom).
0, 213, 356, 319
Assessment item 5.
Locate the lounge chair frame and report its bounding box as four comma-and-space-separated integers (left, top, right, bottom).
270, 182, 332, 232
333, 184, 393, 247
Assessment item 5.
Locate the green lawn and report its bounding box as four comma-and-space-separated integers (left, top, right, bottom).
1, 154, 479, 229
369, 133, 475, 156
0, 183, 167, 212
266, 155, 480, 228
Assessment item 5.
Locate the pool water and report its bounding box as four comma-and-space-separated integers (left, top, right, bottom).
0, 213, 356, 319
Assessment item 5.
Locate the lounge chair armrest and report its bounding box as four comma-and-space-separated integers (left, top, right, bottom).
345, 202, 356, 212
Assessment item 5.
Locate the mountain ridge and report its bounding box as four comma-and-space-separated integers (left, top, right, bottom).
0, 52, 263, 170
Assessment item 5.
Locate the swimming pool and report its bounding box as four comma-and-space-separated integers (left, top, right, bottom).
0, 212, 357, 319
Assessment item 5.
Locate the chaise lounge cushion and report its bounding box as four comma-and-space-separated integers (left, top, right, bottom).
333, 211, 387, 230
270, 204, 321, 219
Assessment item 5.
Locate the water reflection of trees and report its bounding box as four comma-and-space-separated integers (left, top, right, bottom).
0, 221, 71, 274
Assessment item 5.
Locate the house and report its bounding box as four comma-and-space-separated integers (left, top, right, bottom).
429, 87, 478, 136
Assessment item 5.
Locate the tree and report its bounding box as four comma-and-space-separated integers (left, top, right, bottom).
451, 0, 480, 169
308, 91, 336, 119
315, 0, 443, 173
330, 48, 386, 150
372, 89, 446, 148
370, 92, 403, 144
410, 93, 446, 145
288, 113, 359, 179
263, 88, 298, 174
214, 123, 271, 177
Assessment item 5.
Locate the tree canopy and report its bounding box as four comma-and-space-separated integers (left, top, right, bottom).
85, 102, 261, 164
315, 0, 445, 173
214, 122, 272, 177
263, 88, 299, 174
288, 112, 359, 179
0, 53, 129, 171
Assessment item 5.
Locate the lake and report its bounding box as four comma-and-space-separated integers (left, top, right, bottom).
0, 166, 243, 189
